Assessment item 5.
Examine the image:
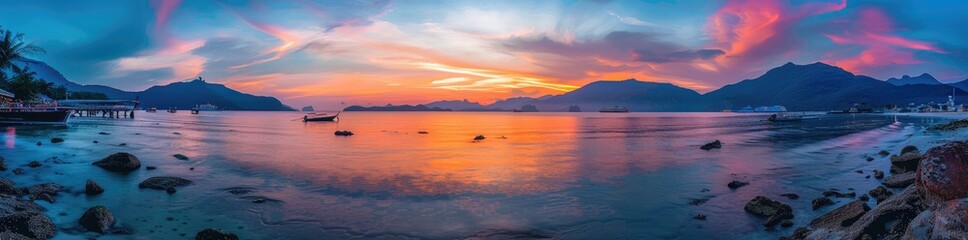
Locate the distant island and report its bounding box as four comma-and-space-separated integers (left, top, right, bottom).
343, 104, 452, 111
344, 62, 968, 112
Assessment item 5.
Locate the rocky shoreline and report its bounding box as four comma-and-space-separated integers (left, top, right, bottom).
0, 148, 239, 239
745, 141, 968, 239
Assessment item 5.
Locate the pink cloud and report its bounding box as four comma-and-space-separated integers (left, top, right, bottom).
824, 7, 944, 74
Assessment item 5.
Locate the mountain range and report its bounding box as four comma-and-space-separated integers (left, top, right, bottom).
351, 62, 968, 112
13, 59, 292, 111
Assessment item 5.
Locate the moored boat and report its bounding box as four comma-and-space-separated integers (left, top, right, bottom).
0, 107, 72, 125
303, 111, 339, 122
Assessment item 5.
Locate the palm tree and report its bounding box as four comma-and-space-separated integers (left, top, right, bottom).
0, 26, 45, 73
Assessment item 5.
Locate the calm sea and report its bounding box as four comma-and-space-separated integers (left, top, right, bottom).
2, 111, 963, 239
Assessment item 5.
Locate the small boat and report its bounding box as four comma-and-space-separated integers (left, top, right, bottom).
167, 108, 177, 113
0, 107, 72, 125
303, 111, 339, 122
767, 112, 818, 122
600, 106, 630, 113
146, 107, 157, 113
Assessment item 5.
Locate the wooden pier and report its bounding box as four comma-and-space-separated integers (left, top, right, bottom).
58, 100, 139, 119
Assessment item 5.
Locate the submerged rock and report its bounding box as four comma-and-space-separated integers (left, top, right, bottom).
138, 177, 192, 191
27, 161, 41, 168
473, 135, 486, 141
98, 132, 110, 135
417, 131, 429, 134
700, 140, 722, 151
745, 196, 794, 227
195, 228, 239, 240
85, 179, 104, 196
917, 141, 968, 204
823, 190, 856, 198
873, 170, 884, 179
26, 183, 62, 203
78, 206, 115, 234
727, 180, 748, 189
692, 214, 706, 220
173, 154, 189, 161
869, 186, 893, 204
878, 150, 890, 156
12, 168, 24, 175
49, 138, 63, 143
812, 197, 835, 210
334, 131, 354, 136
92, 153, 142, 172
780, 193, 800, 200
882, 172, 916, 188
928, 118, 968, 130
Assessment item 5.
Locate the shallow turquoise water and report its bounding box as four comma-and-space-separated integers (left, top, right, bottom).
1, 112, 962, 239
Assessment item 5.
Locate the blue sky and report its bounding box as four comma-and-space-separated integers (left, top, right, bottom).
1, 0, 966, 107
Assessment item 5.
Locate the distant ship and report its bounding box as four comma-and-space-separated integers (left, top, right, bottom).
599, 106, 630, 113
192, 103, 220, 111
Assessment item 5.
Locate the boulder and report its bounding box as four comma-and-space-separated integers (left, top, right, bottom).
873, 170, 884, 180
744, 196, 794, 227
26, 184, 61, 203
926, 198, 968, 239
700, 140, 722, 151
809, 200, 870, 229
195, 228, 239, 240
882, 172, 916, 188
917, 141, 968, 204
138, 177, 192, 190
0, 196, 56, 239
727, 180, 748, 189
900, 145, 919, 155
841, 186, 927, 239
92, 153, 141, 172
78, 206, 114, 233
812, 197, 835, 210
889, 152, 922, 174
869, 186, 893, 204
901, 210, 934, 240
878, 150, 890, 156
85, 179, 103, 196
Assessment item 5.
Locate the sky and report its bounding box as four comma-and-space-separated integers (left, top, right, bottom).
1, 0, 966, 108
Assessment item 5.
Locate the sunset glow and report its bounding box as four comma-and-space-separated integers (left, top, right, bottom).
2, 0, 964, 108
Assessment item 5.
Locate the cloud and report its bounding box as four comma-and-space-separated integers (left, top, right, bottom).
607, 11, 658, 27
635, 49, 725, 63
822, 7, 946, 75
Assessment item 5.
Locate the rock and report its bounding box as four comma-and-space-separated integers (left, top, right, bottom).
334, 131, 354, 136
928, 118, 968, 130
901, 210, 934, 240
744, 196, 794, 227
841, 186, 927, 240
692, 214, 706, 220
700, 140, 722, 151
873, 170, 884, 179
173, 154, 189, 160
812, 197, 835, 210
0, 156, 6, 171
93, 141, 98, 143
26, 183, 61, 203
195, 228, 239, 240
823, 190, 856, 198
417, 131, 429, 134
882, 172, 916, 188
869, 186, 893, 204
925, 198, 968, 239
917, 141, 968, 204
781, 193, 800, 200
12, 168, 24, 175
878, 150, 890, 156
809, 200, 870, 229
859, 194, 870, 202
49, 138, 63, 143
85, 179, 104, 196
92, 152, 142, 172
27, 161, 41, 168
900, 145, 919, 155
889, 152, 922, 174
35, 141, 40, 146
98, 132, 110, 135
146, 166, 157, 170
0, 179, 17, 196
166, 187, 176, 194
138, 176, 192, 191
855, 170, 863, 174
727, 180, 748, 189
78, 206, 115, 233
0, 195, 56, 239
865, 156, 874, 162
781, 219, 794, 227
687, 198, 708, 206
473, 135, 486, 141
781, 227, 812, 240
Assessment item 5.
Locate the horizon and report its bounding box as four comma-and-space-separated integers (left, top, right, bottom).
1, 0, 967, 107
